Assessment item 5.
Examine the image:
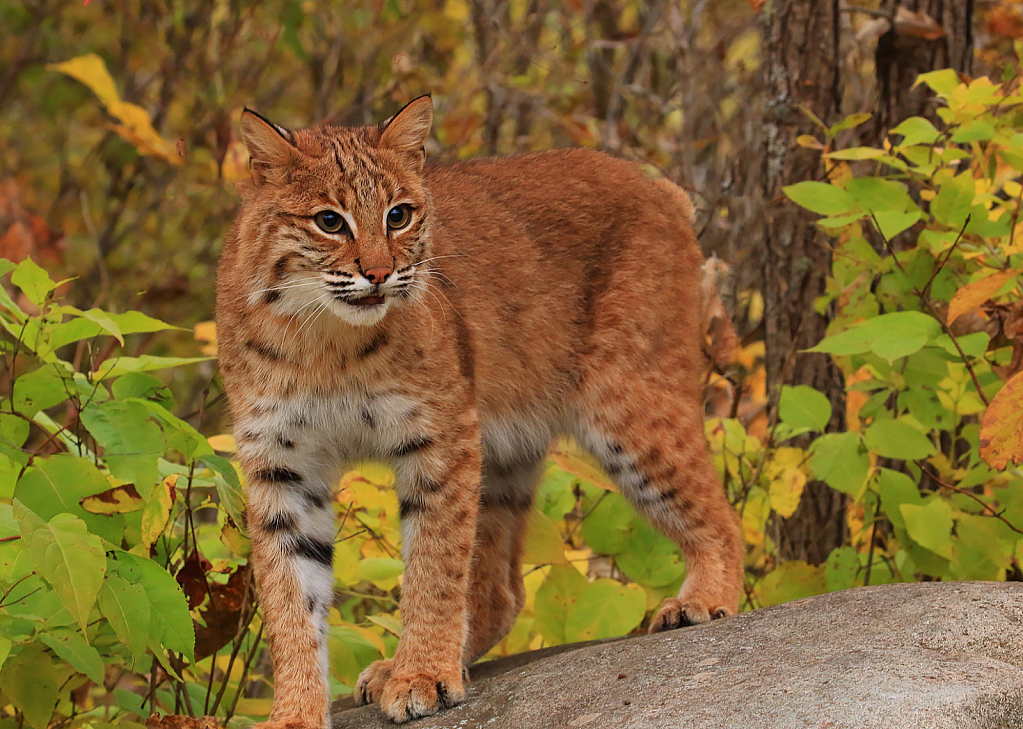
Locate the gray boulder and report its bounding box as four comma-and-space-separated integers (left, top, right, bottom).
332, 581, 1023, 728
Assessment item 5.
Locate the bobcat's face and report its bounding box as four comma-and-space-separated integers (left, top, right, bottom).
237, 99, 435, 327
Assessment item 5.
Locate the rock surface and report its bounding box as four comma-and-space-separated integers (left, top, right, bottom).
331, 582, 1023, 729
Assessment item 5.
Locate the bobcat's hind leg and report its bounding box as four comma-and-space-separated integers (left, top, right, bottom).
577, 382, 744, 630
463, 457, 539, 663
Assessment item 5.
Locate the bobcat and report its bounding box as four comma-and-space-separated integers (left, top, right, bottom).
216, 95, 744, 727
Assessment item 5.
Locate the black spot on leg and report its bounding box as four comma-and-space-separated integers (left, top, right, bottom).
480, 489, 533, 511
307, 597, 317, 613
361, 407, 376, 428
399, 496, 425, 519
263, 512, 297, 532
293, 537, 334, 566
415, 474, 444, 493
255, 467, 303, 484
660, 487, 679, 502
303, 489, 329, 510
389, 435, 434, 457
264, 290, 282, 304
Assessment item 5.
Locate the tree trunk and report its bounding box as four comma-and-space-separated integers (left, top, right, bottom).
759, 0, 850, 565
874, 0, 975, 135
757, 0, 974, 566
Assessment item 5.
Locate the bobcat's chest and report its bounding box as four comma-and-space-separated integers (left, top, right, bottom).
240, 385, 427, 470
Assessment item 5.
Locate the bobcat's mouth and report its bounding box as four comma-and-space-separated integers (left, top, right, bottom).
350, 295, 385, 307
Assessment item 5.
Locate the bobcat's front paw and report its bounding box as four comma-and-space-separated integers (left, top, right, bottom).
649, 596, 731, 632
355, 659, 393, 706
379, 667, 466, 724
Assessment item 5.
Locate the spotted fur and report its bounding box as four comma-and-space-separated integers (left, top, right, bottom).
216, 96, 744, 727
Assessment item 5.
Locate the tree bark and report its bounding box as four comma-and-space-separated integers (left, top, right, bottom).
874, 0, 975, 135
759, 0, 850, 565
757, 0, 974, 566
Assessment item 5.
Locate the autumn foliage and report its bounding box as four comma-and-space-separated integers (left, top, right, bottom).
3, 2, 1023, 729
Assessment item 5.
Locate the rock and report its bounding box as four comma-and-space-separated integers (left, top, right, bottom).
331, 582, 1023, 729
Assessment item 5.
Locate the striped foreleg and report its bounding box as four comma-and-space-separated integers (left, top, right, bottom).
245, 461, 336, 729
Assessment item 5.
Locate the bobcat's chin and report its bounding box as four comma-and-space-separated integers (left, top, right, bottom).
329, 296, 392, 326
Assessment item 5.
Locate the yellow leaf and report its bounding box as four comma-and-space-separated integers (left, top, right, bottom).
233, 699, 273, 717
194, 320, 218, 356
366, 613, 402, 638
47, 53, 120, 107
221, 139, 250, 182
207, 434, 237, 453
140, 475, 176, 548
47, 54, 181, 166
549, 447, 617, 491
563, 548, 591, 576
948, 270, 1018, 325
80, 484, 145, 514
764, 447, 807, 518
980, 369, 1023, 469
796, 134, 824, 150
521, 510, 568, 565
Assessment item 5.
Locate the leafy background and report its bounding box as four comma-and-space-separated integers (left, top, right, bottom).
3, 1, 1023, 727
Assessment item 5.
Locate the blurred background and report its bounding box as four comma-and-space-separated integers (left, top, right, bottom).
3, 1, 1023, 724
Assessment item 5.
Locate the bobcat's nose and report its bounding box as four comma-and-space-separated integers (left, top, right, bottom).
364, 267, 392, 284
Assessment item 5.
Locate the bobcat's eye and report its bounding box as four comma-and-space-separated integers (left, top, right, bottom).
314, 210, 346, 234
386, 205, 412, 231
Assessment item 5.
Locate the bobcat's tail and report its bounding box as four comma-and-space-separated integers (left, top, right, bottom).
654, 178, 737, 366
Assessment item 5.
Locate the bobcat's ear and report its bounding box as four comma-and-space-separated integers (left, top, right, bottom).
240, 108, 300, 184
379, 95, 433, 156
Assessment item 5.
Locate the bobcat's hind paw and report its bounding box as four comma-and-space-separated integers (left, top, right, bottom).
379, 667, 466, 724
649, 597, 731, 632
355, 659, 393, 706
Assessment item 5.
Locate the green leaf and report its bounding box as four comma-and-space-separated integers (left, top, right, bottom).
0, 634, 10, 674
109, 551, 194, 661
809, 432, 869, 498
98, 574, 151, 663
915, 69, 960, 96
581, 493, 635, 555
202, 455, 245, 527
80, 400, 164, 496
537, 464, 577, 521
845, 177, 917, 214
49, 309, 175, 351
783, 181, 859, 216
891, 116, 941, 146
863, 419, 936, 460
112, 373, 171, 407
533, 565, 588, 645
142, 400, 214, 460
900, 499, 953, 559
874, 468, 923, 531
10, 257, 56, 308
521, 509, 567, 564
13, 366, 75, 415
15, 504, 106, 634
872, 209, 922, 239
357, 557, 404, 590
616, 520, 685, 587
930, 170, 975, 229
824, 546, 859, 592
39, 628, 105, 684
828, 112, 872, 137
564, 579, 646, 642
899, 387, 952, 431
808, 311, 941, 363
756, 560, 826, 607
0, 643, 65, 729
779, 385, 832, 433
328, 626, 382, 687
15, 454, 125, 544
91, 355, 210, 381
